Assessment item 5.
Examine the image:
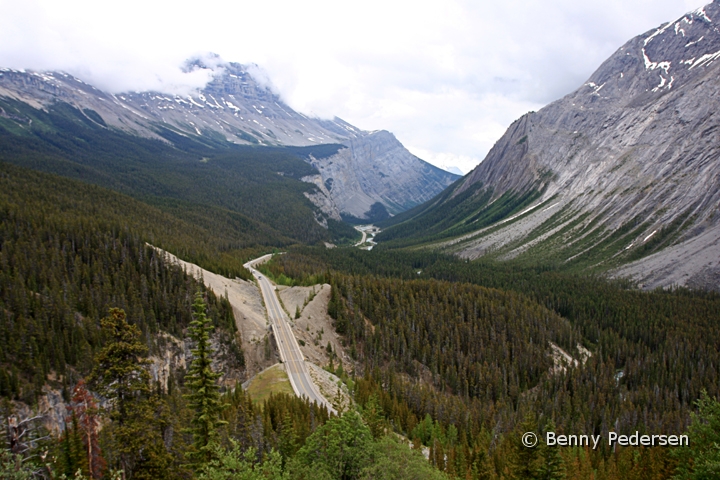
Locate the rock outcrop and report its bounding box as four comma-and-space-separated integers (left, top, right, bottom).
307, 130, 459, 217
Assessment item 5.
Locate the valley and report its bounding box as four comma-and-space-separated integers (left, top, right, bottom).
1, 1, 720, 479
0, 61, 459, 223
377, 2, 720, 291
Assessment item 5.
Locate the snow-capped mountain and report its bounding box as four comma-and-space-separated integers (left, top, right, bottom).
0, 58, 458, 220
384, 1, 720, 289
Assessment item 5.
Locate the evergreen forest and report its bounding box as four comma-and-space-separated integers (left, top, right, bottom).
0, 98, 719, 479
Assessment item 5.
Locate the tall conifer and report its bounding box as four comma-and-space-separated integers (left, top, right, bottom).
88, 308, 150, 424
184, 291, 227, 467
88, 308, 173, 478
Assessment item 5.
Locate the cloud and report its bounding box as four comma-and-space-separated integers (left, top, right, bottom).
0, 0, 706, 171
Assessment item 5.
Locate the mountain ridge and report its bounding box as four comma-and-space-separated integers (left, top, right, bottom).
0, 60, 459, 220
379, 1, 720, 290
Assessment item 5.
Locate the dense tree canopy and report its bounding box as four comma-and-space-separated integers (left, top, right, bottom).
2, 111, 719, 478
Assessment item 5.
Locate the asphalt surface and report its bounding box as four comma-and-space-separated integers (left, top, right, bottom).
354, 228, 367, 246
244, 255, 336, 414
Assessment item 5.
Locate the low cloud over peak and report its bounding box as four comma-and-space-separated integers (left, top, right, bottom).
0, 0, 705, 173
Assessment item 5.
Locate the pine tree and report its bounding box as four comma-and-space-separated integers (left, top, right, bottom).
59, 415, 88, 478
510, 414, 543, 480
184, 291, 227, 468
88, 308, 150, 424
291, 409, 373, 479
361, 394, 386, 439
277, 409, 298, 462
116, 394, 175, 480
538, 420, 564, 480
88, 308, 172, 478
673, 390, 720, 479
0, 449, 35, 480
198, 444, 288, 480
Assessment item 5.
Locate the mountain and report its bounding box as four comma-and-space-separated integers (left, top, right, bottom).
0, 58, 458, 220
0, 94, 368, 255
305, 130, 461, 218
444, 166, 465, 176
378, 1, 720, 290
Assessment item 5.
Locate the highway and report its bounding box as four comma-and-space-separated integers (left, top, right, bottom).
354, 225, 381, 249
354, 228, 367, 246
244, 255, 336, 414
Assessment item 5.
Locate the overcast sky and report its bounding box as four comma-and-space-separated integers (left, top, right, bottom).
0, 0, 706, 173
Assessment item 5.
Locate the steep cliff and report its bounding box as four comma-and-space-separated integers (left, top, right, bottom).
307, 130, 459, 217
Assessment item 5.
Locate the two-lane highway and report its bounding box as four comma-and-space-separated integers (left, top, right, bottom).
244, 255, 336, 414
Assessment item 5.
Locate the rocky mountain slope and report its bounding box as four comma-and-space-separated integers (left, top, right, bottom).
0, 58, 458, 220
380, 1, 720, 290
306, 130, 460, 217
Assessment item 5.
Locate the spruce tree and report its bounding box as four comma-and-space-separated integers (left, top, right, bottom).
89, 308, 150, 423
361, 394, 386, 439
184, 291, 227, 467
538, 420, 565, 480
510, 414, 543, 479
88, 308, 172, 478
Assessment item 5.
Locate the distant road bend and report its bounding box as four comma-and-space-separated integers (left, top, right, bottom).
354, 228, 367, 246
244, 255, 336, 414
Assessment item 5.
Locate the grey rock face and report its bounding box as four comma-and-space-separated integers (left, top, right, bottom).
300, 173, 343, 222
308, 130, 459, 217
448, 1, 720, 289
0, 61, 458, 220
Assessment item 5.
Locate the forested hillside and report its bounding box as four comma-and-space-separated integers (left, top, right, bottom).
0, 162, 240, 404
374, 2, 720, 290
376, 183, 542, 249
257, 247, 720, 478
0, 97, 357, 250
0, 161, 449, 479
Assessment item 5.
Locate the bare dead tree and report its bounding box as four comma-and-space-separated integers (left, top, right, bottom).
6, 414, 46, 455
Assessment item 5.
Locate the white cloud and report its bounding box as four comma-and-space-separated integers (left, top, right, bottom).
0, 0, 706, 171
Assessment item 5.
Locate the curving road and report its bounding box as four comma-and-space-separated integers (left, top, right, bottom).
354, 227, 367, 246
244, 255, 336, 414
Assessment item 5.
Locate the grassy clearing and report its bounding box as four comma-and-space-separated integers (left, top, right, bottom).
244, 363, 295, 404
